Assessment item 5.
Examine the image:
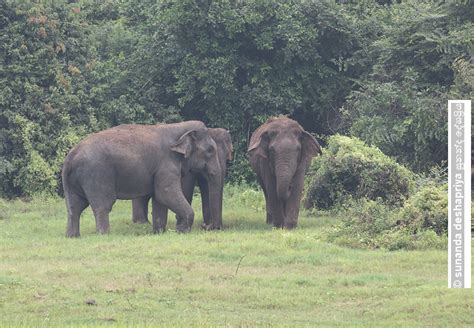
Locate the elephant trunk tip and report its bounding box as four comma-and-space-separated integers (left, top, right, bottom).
277, 185, 291, 202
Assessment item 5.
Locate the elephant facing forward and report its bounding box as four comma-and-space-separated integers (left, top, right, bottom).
62, 121, 222, 237
248, 117, 322, 229
131, 128, 233, 230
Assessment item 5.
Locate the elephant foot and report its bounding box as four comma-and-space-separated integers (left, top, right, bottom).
176, 224, 191, 233
202, 223, 222, 231
284, 223, 297, 230
96, 227, 110, 235
153, 227, 166, 234
66, 231, 80, 238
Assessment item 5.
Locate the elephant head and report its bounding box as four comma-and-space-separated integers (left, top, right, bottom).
209, 128, 233, 179
170, 126, 223, 229
248, 117, 321, 207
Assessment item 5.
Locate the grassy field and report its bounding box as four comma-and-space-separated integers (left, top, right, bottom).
0, 187, 472, 327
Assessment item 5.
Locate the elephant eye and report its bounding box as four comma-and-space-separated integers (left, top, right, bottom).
206, 146, 215, 155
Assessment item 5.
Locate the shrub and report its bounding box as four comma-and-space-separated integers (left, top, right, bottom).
327, 198, 398, 250
327, 183, 448, 251
376, 229, 446, 251
305, 135, 415, 210
397, 183, 448, 235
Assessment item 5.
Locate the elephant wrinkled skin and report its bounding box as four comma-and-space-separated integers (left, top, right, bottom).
248, 117, 322, 229
62, 121, 222, 237
131, 128, 233, 230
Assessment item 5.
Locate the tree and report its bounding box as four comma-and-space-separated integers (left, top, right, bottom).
340, 1, 473, 171
129, 0, 358, 181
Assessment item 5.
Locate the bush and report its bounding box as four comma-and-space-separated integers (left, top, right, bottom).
327, 183, 448, 251
397, 183, 448, 235
376, 229, 446, 251
327, 198, 397, 250
305, 135, 415, 210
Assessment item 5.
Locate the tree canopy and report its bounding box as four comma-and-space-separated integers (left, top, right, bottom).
0, 0, 472, 198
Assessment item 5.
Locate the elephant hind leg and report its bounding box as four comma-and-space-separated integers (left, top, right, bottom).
65, 192, 89, 238
81, 175, 116, 234
89, 197, 115, 234
132, 196, 151, 224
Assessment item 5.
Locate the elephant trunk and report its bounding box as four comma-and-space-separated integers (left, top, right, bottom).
275, 154, 298, 202
206, 161, 224, 229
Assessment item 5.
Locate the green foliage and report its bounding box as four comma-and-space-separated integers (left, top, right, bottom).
328, 199, 396, 249
398, 183, 448, 235
305, 135, 414, 209
129, 0, 358, 182
340, 1, 473, 171
224, 185, 266, 212
1, 0, 472, 196
328, 197, 447, 251
343, 77, 448, 171
0, 1, 156, 197
327, 181, 448, 251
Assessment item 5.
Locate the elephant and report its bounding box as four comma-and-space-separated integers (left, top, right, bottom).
131, 128, 233, 230
62, 121, 223, 237
248, 117, 322, 229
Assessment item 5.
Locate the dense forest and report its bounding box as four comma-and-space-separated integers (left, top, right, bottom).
0, 0, 472, 198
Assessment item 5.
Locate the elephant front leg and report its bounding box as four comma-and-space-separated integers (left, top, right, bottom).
152, 198, 168, 233
262, 188, 273, 225
263, 186, 284, 228
261, 174, 284, 228
266, 212, 273, 225
197, 172, 223, 231
197, 176, 213, 229
176, 173, 196, 228
132, 196, 151, 224
283, 164, 307, 229
156, 180, 195, 233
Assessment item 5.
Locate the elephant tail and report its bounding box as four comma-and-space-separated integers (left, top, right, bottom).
61, 149, 75, 191
61, 145, 81, 209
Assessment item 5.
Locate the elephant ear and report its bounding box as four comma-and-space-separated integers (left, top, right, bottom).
247, 131, 268, 159
171, 130, 196, 159
302, 131, 322, 158
225, 130, 234, 161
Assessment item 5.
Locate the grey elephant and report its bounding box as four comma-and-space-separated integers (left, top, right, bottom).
62, 121, 222, 237
248, 117, 322, 229
131, 128, 233, 230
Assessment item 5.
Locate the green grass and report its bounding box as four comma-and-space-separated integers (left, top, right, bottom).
0, 188, 472, 327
